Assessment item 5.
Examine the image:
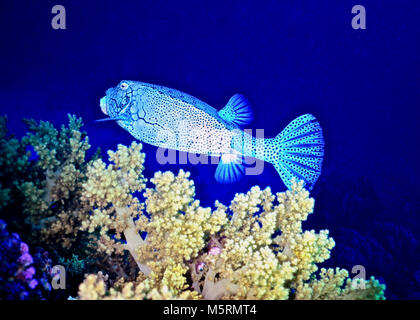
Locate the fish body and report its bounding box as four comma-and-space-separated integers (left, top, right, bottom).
100, 80, 324, 189
103, 81, 236, 156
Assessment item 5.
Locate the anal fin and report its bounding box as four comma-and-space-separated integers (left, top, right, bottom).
214, 151, 245, 184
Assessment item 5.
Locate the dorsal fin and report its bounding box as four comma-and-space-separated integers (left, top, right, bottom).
218, 94, 253, 127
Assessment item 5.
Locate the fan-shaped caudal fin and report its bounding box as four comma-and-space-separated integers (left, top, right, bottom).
268, 114, 324, 190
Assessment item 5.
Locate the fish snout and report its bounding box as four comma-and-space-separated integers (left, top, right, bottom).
100, 96, 108, 115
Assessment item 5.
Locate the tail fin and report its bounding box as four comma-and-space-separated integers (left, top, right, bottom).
269, 114, 324, 190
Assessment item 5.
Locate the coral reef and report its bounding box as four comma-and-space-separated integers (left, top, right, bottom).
77, 173, 385, 300
19, 115, 94, 249
0, 115, 386, 300
0, 115, 97, 251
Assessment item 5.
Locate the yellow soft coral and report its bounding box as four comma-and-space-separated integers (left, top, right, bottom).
78, 273, 200, 300
77, 144, 385, 300
80, 142, 147, 273
139, 170, 227, 277
0, 115, 385, 300
81, 168, 228, 294
295, 267, 385, 300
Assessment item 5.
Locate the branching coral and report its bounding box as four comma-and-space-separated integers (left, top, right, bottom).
19, 115, 93, 248
295, 267, 385, 300
79, 154, 227, 294
0, 114, 95, 250
78, 272, 200, 300
79, 142, 147, 278
0, 115, 385, 300
77, 142, 385, 300
138, 170, 227, 293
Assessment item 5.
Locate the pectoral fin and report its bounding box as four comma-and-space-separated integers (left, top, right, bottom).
214, 151, 245, 184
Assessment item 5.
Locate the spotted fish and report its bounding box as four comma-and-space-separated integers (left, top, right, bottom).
98, 80, 324, 189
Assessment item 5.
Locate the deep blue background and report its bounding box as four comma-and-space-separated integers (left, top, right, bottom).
1, 0, 419, 299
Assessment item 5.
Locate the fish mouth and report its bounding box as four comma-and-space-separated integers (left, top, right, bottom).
95, 96, 122, 122
100, 96, 108, 115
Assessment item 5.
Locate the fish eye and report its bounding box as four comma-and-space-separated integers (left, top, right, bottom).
120, 82, 129, 90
